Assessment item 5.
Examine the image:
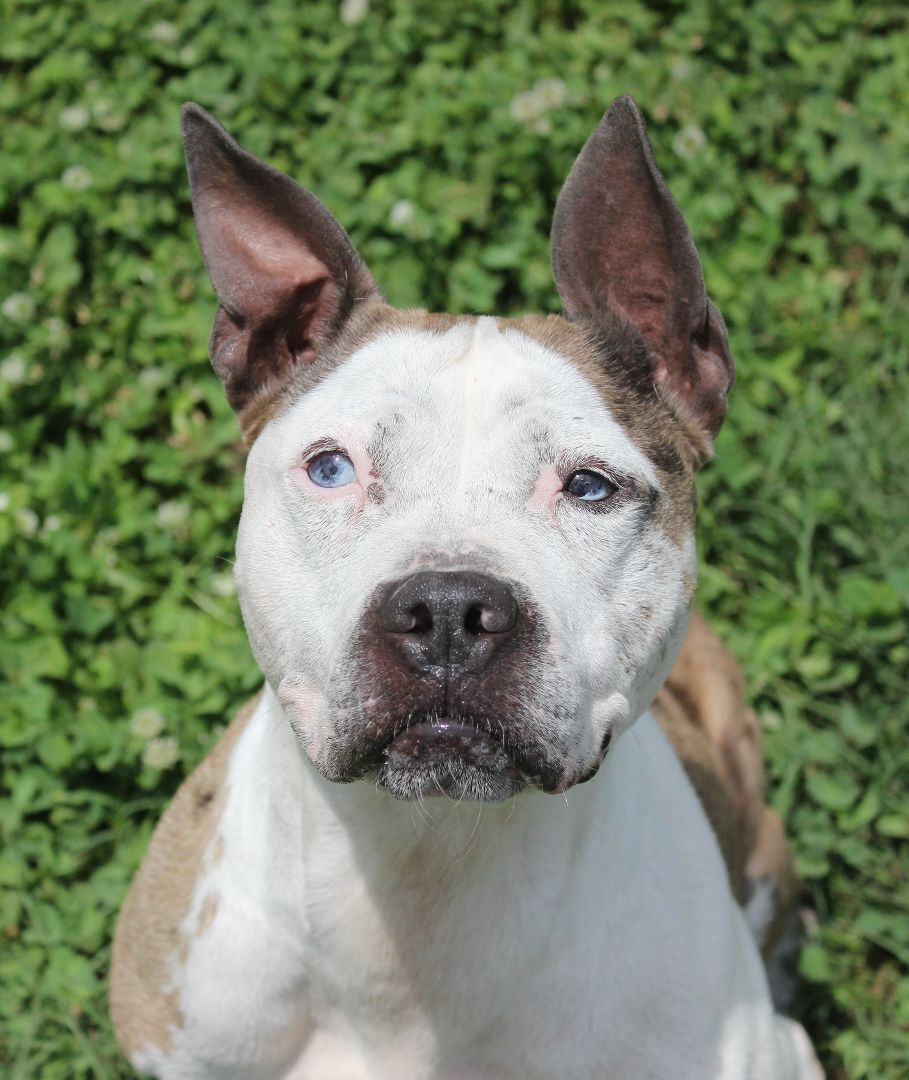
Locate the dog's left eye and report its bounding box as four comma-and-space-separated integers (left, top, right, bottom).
307, 451, 357, 488
564, 470, 617, 502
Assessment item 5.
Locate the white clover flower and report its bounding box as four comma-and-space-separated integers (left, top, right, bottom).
98, 111, 126, 132
45, 317, 69, 345
0, 430, 12, 452
509, 90, 541, 125
1, 294, 35, 323
535, 77, 568, 109
60, 105, 90, 131
0, 354, 27, 384
131, 706, 166, 740
215, 95, 238, 116
149, 20, 179, 44
139, 366, 167, 389
179, 45, 197, 65
0, 493, 9, 512
210, 570, 236, 598
511, 78, 569, 127
672, 124, 707, 159
389, 199, 416, 229
42, 513, 62, 534
16, 508, 39, 537
156, 500, 191, 530
671, 59, 693, 82
143, 735, 179, 769
593, 63, 613, 82
340, 0, 369, 24
90, 98, 126, 132
62, 165, 93, 192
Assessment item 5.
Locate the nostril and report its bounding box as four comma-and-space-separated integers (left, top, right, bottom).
465, 604, 484, 636
382, 594, 434, 635
408, 603, 433, 634
466, 601, 518, 635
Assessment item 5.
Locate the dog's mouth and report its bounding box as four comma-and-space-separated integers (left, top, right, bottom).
374, 715, 526, 802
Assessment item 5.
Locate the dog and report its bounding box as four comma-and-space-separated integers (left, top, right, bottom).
110, 96, 823, 1078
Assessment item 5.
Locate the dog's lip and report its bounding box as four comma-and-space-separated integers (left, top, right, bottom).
386, 717, 503, 753
383, 717, 522, 777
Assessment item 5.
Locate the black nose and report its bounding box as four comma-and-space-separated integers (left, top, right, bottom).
380, 571, 519, 676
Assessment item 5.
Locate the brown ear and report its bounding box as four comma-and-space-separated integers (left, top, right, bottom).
551, 96, 733, 439
180, 103, 380, 413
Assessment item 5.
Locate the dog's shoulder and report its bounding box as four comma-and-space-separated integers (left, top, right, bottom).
109, 693, 260, 1062
652, 613, 765, 901
653, 614, 801, 970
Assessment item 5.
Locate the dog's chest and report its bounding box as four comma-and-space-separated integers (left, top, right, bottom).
140, 699, 765, 1080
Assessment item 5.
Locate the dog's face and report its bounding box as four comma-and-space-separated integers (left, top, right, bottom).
181, 97, 733, 801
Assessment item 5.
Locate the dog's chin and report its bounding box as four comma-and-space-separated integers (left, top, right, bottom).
373, 719, 526, 802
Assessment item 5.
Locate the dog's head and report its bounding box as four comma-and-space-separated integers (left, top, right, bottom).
181, 97, 733, 802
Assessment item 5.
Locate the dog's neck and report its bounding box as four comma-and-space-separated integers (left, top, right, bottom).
225, 685, 684, 1010
252, 681, 612, 883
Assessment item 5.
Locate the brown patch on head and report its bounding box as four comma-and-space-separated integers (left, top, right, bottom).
236, 303, 483, 446
110, 695, 259, 1062
236, 300, 401, 445
503, 312, 705, 545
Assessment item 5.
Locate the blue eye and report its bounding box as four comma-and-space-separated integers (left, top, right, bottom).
307, 451, 356, 488
564, 470, 617, 502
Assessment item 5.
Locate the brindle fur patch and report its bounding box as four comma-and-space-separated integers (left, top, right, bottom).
652, 613, 799, 953
109, 694, 259, 1060
502, 312, 707, 547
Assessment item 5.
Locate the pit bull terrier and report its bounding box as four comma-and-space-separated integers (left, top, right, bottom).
110, 96, 823, 1078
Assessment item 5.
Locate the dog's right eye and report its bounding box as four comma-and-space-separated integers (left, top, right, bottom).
307, 451, 356, 488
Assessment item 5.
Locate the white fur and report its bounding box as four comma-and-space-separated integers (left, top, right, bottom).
136, 320, 821, 1078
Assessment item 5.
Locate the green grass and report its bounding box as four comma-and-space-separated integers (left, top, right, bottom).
1, 1, 907, 1076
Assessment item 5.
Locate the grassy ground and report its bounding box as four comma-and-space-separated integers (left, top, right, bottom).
1, 1, 907, 1076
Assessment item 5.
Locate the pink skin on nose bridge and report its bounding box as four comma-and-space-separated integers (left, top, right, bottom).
528, 465, 563, 517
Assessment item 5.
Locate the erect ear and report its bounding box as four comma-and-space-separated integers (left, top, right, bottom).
551, 95, 734, 440
180, 103, 380, 414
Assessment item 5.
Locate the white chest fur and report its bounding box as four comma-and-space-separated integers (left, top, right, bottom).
136, 689, 818, 1080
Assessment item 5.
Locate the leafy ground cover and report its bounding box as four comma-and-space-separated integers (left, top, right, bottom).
1, 0, 907, 1076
